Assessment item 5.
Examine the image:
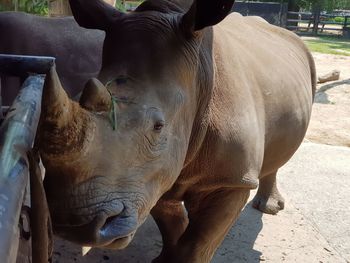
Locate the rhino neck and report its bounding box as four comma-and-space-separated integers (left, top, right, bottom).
183, 28, 215, 168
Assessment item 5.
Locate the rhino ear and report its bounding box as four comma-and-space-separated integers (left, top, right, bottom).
69, 0, 123, 30
80, 78, 111, 112
182, 0, 235, 32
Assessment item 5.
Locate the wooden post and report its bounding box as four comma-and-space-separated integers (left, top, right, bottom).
287, 0, 300, 28
29, 151, 53, 263
14, 0, 18, 11
49, 0, 116, 17
344, 16, 350, 39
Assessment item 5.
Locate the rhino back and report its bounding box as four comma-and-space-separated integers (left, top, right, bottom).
0, 12, 104, 102
210, 13, 316, 176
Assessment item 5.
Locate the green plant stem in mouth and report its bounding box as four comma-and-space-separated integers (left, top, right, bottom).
106, 87, 118, 131
105, 80, 136, 130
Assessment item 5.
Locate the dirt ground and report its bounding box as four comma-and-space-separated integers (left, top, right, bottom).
306, 52, 350, 147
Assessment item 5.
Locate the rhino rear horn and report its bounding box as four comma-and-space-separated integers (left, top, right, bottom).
80, 78, 111, 112
41, 66, 75, 128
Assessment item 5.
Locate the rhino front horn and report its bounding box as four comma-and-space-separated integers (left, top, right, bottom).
41, 65, 75, 128
39, 66, 91, 157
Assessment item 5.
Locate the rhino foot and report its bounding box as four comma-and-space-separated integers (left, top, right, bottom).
252, 192, 285, 215
152, 249, 176, 263
152, 255, 164, 263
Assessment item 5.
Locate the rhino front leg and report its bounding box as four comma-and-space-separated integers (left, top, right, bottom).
252, 171, 285, 214
157, 188, 249, 263
151, 199, 189, 262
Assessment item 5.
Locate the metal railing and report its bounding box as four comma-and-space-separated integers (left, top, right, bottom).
0, 54, 55, 263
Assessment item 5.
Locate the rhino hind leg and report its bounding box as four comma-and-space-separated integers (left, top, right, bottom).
252, 171, 285, 215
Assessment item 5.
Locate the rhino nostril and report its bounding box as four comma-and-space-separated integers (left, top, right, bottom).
98, 213, 138, 241
102, 215, 118, 228
100, 214, 124, 232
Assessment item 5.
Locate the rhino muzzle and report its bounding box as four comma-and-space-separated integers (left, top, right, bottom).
53, 203, 138, 248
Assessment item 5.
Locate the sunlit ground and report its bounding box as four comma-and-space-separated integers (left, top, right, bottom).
303, 36, 350, 56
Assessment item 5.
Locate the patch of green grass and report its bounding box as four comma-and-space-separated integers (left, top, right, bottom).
303, 36, 350, 56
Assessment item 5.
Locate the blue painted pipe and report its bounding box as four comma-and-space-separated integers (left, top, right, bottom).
0, 75, 45, 263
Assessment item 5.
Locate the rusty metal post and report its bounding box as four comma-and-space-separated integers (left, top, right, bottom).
28, 151, 53, 263
0, 76, 3, 120
0, 54, 55, 263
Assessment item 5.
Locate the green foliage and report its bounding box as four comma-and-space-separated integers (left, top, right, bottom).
115, 0, 126, 12
249, 0, 350, 12
115, 0, 143, 12
21, 0, 48, 15
332, 16, 346, 23
0, 0, 48, 15
297, 0, 350, 11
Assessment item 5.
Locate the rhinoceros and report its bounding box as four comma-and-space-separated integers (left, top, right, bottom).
0, 12, 104, 105
37, 0, 316, 262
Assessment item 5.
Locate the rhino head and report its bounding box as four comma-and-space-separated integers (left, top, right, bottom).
38, 0, 234, 249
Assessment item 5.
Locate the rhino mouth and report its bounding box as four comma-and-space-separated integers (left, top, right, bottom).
53, 212, 139, 248
45, 176, 148, 248
103, 232, 136, 249
98, 214, 138, 246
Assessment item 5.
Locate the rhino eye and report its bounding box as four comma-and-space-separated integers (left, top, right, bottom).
153, 121, 164, 132
115, 77, 128, 85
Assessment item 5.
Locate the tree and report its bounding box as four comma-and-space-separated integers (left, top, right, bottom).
0, 0, 48, 15
0, 0, 117, 16
0, 0, 13, 11
296, 0, 350, 11
252, 0, 350, 11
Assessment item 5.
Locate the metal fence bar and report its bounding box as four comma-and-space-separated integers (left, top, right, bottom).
0, 75, 45, 263
0, 54, 55, 77
287, 26, 312, 29
0, 54, 54, 263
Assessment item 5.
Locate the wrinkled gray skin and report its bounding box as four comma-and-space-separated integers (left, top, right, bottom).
38, 0, 316, 262
0, 12, 104, 105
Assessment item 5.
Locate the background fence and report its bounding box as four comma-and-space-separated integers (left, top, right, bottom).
286, 11, 350, 36
234, 1, 288, 27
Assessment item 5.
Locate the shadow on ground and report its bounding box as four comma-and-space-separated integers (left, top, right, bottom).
213, 201, 263, 262
315, 78, 350, 104
53, 201, 264, 263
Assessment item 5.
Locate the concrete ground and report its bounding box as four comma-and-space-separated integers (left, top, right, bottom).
53, 142, 350, 263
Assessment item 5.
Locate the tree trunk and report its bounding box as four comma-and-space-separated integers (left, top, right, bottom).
1, 0, 13, 10
312, 4, 321, 35
49, 0, 71, 17
288, 0, 300, 28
